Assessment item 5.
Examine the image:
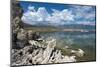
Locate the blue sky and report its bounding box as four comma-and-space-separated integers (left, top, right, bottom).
20, 1, 96, 25
20, 1, 72, 13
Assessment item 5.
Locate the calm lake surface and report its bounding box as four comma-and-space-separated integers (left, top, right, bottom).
40, 31, 96, 62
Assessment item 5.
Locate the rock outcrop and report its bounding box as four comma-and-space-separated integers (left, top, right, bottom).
12, 38, 77, 66
11, 0, 25, 49
11, 0, 41, 49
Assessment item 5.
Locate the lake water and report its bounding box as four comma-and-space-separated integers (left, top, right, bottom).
40, 31, 96, 62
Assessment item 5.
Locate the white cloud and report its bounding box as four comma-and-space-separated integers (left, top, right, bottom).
22, 6, 50, 25
21, 6, 74, 25
61, 9, 74, 21
49, 9, 74, 25
37, 7, 50, 21
72, 6, 95, 20
21, 5, 95, 25
28, 6, 35, 12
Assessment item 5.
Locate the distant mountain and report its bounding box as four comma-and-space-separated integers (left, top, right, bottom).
22, 22, 34, 28
22, 22, 95, 30
22, 22, 57, 28
59, 24, 96, 30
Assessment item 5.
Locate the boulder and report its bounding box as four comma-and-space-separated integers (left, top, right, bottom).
71, 49, 85, 57
17, 29, 28, 41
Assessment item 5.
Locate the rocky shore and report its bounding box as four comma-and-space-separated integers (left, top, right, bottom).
11, 1, 85, 66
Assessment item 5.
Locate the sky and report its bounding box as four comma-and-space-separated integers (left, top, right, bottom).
19, 1, 96, 26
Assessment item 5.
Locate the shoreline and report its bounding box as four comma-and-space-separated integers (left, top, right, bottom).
24, 27, 95, 33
